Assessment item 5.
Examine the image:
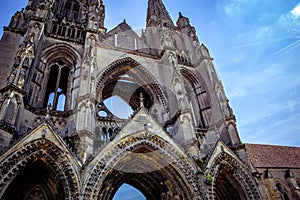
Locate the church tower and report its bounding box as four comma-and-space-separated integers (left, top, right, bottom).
0, 1, 265, 199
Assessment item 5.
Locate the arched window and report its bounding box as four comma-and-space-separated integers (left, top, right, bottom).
276, 182, 283, 193
46, 92, 55, 108
24, 186, 47, 200
57, 94, 66, 111
63, 0, 80, 21
43, 63, 70, 111
276, 182, 291, 200
51, 24, 57, 35
181, 69, 211, 128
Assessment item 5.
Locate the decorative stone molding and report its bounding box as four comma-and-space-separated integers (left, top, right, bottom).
82, 130, 202, 199
0, 124, 81, 199
206, 142, 261, 199
96, 57, 168, 109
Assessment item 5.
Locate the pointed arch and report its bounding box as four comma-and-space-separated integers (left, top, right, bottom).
40, 43, 82, 66
206, 146, 261, 200
96, 57, 168, 110
29, 43, 82, 110
113, 184, 146, 200
274, 179, 292, 200
0, 137, 81, 199
24, 185, 48, 200
82, 131, 202, 199
180, 67, 211, 128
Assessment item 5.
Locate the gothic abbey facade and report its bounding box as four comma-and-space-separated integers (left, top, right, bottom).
0, 0, 299, 199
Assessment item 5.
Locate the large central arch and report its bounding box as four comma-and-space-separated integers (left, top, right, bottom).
82, 130, 202, 200
96, 57, 168, 110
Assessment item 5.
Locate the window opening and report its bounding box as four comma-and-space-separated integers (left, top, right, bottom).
67, 28, 71, 37
47, 92, 55, 108
103, 96, 133, 119
98, 110, 107, 118
57, 94, 66, 111
58, 26, 63, 35
62, 0, 80, 21
284, 193, 290, 200
184, 79, 206, 128
62, 27, 66, 36
71, 29, 76, 38
76, 29, 81, 39
51, 24, 57, 34
43, 64, 70, 111
113, 184, 146, 200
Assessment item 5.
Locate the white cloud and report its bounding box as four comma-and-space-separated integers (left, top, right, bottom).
238, 100, 300, 129
224, 70, 266, 99
223, 1, 300, 49
262, 64, 282, 76
241, 111, 300, 146
291, 3, 300, 18
224, 3, 240, 15
231, 54, 244, 62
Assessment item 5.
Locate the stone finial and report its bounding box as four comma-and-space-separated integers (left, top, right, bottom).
179, 12, 183, 18
45, 103, 52, 120
139, 92, 144, 108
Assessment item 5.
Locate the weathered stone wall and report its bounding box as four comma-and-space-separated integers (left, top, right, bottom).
255, 168, 300, 199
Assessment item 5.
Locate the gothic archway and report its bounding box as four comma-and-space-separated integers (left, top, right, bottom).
27, 43, 81, 110
0, 138, 81, 199
82, 131, 202, 199
2, 159, 65, 200
274, 179, 292, 200
180, 68, 211, 128
113, 183, 145, 200
214, 168, 247, 200
208, 151, 261, 200
96, 57, 168, 110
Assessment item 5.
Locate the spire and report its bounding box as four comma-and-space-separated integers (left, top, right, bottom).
146, 0, 174, 28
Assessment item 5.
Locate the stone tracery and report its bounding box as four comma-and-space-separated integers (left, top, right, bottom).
96, 57, 168, 110
28, 43, 81, 111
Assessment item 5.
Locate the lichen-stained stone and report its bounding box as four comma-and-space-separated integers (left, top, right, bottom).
0, 0, 298, 199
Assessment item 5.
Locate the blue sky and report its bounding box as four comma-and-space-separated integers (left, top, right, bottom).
1, 0, 299, 147
0, 0, 299, 198
113, 184, 146, 200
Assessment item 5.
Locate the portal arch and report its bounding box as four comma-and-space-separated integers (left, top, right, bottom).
0, 138, 81, 199
82, 131, 202, 199
207, 151, 261, 200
